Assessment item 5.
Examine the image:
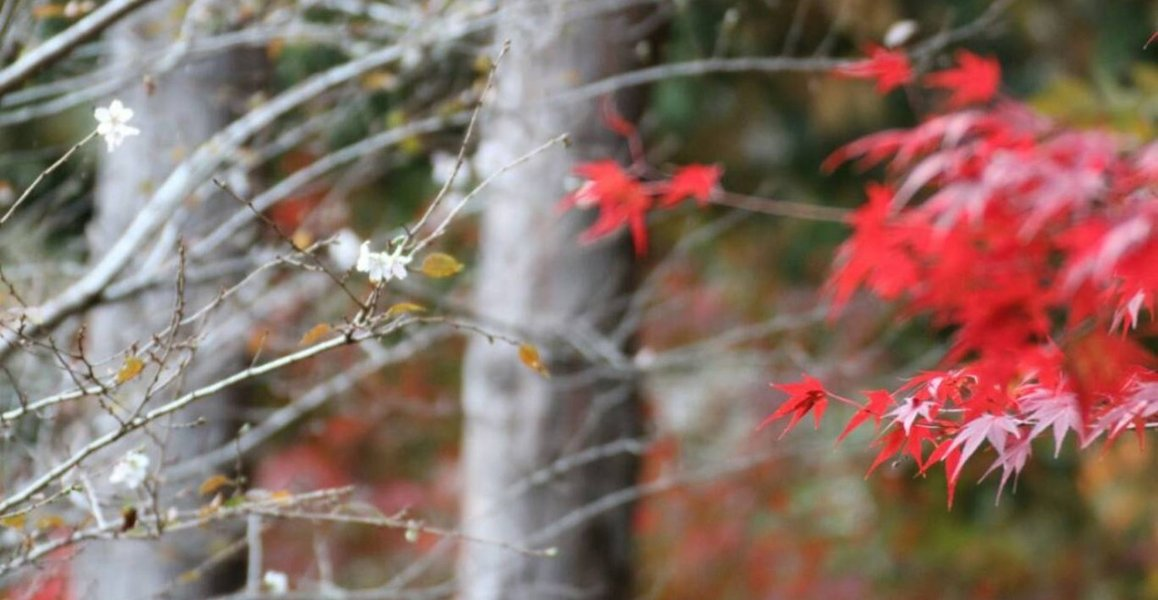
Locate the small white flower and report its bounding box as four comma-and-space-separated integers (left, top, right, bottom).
884, 20, 918, 48
262, 570, 289, 594
94, 99, 140, 153
108, 450, 149, 490
355, 239, 412, 283
328, 229, 363, 270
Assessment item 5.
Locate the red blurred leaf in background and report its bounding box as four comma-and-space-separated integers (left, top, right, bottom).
565, 161, 653, 255
925, 51, 1001, 108
834, 45, 913, 94
659, 164, 723, 207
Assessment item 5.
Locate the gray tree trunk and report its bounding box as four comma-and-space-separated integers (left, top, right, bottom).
72, 3, 263, 597
457, 3, 652, 599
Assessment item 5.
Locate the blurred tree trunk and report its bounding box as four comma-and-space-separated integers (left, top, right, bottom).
71, 2, 264, 597
457, 3, 653, 599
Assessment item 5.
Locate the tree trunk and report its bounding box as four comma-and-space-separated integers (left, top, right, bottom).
457, 3, 652, 599
72, 3, 263, 597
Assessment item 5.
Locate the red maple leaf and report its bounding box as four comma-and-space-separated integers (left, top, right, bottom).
758, 375, 830, 438
925, 50, 1001, 108
560, 160, 636, 211
837, 389, 894, 442
826, 183, 922, 312
659, 164, 723, 207
562, 161, 654, 255
834, 45, 913, 94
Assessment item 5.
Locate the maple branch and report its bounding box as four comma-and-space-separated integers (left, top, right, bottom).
712, 191, 851, 223
551, 0, 1015, 105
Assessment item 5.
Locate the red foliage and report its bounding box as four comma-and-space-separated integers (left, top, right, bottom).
5, 547, 73, 600
562, 160, 654, 255
559, 109, 722, 255
757, 375, 830, 437
761, 47, 1158, 503
925, 51, 1002, 108
659, 164, 724, 208
834, 45, 913, 94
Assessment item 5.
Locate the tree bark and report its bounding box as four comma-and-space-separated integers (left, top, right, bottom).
457, 3, 652, 599
72, 3, 263, 597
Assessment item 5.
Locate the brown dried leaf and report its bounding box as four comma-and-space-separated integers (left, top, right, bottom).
198, 474, 233, 496
120, 507, 138, 532
518, 344, 550, 378
32, 4, 64, 18
266, 38, 285, 60
299, 323, 332, 347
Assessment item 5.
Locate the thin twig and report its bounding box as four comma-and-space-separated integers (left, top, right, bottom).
407, 40, 510, 246
1, 129, 97, 225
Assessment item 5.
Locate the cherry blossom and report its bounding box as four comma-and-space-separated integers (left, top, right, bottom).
93, 99, 140, 153
108, 450, 149, 490
262, 571, 289, 594
356, 238, 412, 283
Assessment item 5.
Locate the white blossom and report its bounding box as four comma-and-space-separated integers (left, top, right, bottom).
262, 570, 289, 594
884, 20, 918, 48
108, 450, 149, 490
328, 229, 363, 271
94, 99, 140, 153
355, 239, 412, 283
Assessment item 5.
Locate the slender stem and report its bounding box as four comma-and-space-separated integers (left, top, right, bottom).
1, 129, 97, 225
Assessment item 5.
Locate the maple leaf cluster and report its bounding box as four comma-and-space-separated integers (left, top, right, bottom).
559, 102, 722, 256
763, 50, 1158, 505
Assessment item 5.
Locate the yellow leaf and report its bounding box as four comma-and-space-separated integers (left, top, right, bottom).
116, 356, 145, 385
270, 490, 294, 504
473, 54, 494, 74
35, 515, 64, 531
361, 70, 397, 91
400, 135, 424, 156
385, 109, 407, 129
420, 253, 464, 278
291, 229, 313, 250
198, 474, 233, 496
299, 323, 332, 346
518, 343, 550, 377
385, 302, 426, 318
1, 514, 25, 529
32, 4, 64, 18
